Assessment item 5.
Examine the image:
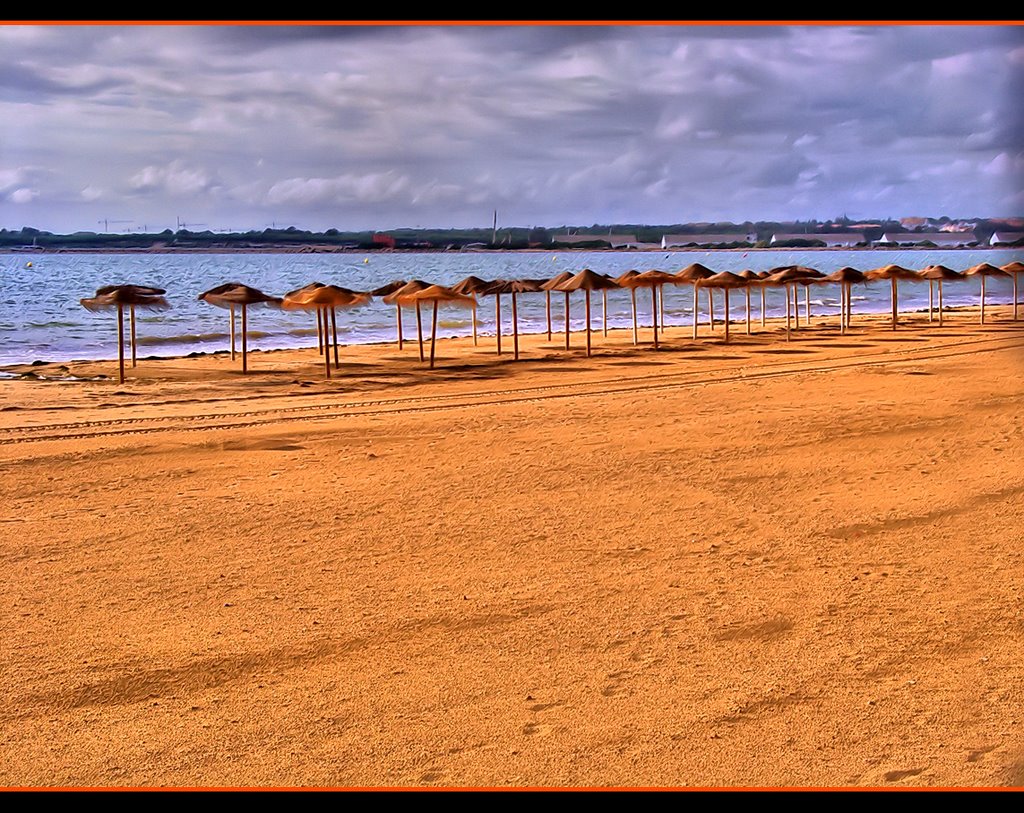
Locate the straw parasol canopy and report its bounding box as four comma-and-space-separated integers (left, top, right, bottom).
553, 269, 619, 357
282, 284, 371, 378
698, 271, 748, 343
383, 280, 431, 357
91, 284, 168, 370
80, 285, 170, 384
674, 263, 717, 339
917, 265, 964, 326
964, 263, 1010, 325
485, 279, 545, 360
451, 275, 493, 346
393, 285, 477, 368
540, 271, 577, 344
762, 266, 819, 340
284, 281, 328, 358
864, 264, 919, 330
822, 267, 866, 333
792, 268, 826, 325
1002, 261, 1024, 321
619, 270, 677, 348
198, 283, 281, 374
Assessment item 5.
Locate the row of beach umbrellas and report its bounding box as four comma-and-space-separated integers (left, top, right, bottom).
80, 261, 1024, 382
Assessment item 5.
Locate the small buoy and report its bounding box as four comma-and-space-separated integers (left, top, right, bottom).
363, 258, 369, 264
552, 256, 556, 261
26, 261, 32, 268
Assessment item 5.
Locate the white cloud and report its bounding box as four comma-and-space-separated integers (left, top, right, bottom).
9, 187, 38, 203
265, 171, 411, 206
129, 161, 217, 197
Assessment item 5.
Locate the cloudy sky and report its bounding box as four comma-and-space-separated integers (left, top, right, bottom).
1, 23, 1022, 234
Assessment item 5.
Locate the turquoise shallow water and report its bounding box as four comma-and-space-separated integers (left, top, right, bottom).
1, 248, 1021, 365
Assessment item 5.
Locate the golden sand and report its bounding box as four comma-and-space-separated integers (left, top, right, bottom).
1, 308, 1022, 788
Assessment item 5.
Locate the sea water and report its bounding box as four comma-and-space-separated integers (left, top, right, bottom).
0, 248, 1021, 366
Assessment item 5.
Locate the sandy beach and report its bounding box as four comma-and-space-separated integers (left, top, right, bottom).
1, 308, 1022, 788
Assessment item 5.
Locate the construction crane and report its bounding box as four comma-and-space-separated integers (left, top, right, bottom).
98, 219, 133, 232
176, 217, 207, 231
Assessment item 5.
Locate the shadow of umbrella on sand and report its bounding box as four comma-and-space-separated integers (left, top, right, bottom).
282, 284, 371, 378
198, 284, 281, 374
394, 285, 477, 369
80, 285, 170, 384
964, 263, 1010, 325
553, 269, 620, 357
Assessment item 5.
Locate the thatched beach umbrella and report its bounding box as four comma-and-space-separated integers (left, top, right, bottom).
794, 269, 826, 324
372, 280, 409, 350
762, 267, 817, 340
698, 271, 748, 343
674, 263, 716, 339
198, 284, 281, 374
394, 285, 477, 369
916, 265, 963, 326
80, 286, 169, 384
619, 270, 677, 349
1002, 261, 1024, 321
864, 264, 919, 330
554, 269, 620, 357
383, 280, 431, 359
284, 281, 328, 356
737, 270, 760, 334
540, 271, 575, 343
197, 281, 244, 361
282, 284, 371, 378
614, 270, 642, 344
451, 275, 493, 346
821, 267, 866, 333
756, 270, 773, 327
93, 284, 167, 369
964, 263, 1010, 325
486, 279, 545, 360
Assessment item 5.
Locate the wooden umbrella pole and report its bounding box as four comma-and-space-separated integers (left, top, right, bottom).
416, 301, 425, 362
980, 275, 986, 325
840, 284, 846, 334
804, 286, 810, 323
631, 287, 638, 345
322, 308, 331, 379
585, 288, 592, 357
117, 303, 125, 384
602, 288, 608, 337
724, 289, 730, 343
472, 303, 478, 346
396, 305, 404, 350
760, 286, 766, 328
129, 305, 137, 367
331, 307, 339, 369
891, 277, 898, 330
429, 300, 439, 369
659, 285, 665, 332
793, 285, 800, 330
785, 284, 791, 341
692, 283, 699, 340
708, 289, 714, 330
564, 292, 570, 350
938, 280, 944, 326
230, 306, 236, 360
928, 280, 934, 323
316, 308, 323, 354
1013, 272, 1018, 321
512, 291, 520, 361
545, 291, 552, 341
745, 287, 751, 334
495, 294, 502, 356
651, 285, 658, 349
241, 302, 248, 374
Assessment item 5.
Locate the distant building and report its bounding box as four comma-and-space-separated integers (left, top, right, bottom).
770, 232, 865, 247
661, 233, 756, 248
990, 231, 1024, 246
554, 233, 639, 248
875, 232, 978, 246
372, 232, 396, 249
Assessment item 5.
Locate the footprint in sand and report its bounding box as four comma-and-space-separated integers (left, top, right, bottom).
523, 721, 552, 736
883, 767, 925, 782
